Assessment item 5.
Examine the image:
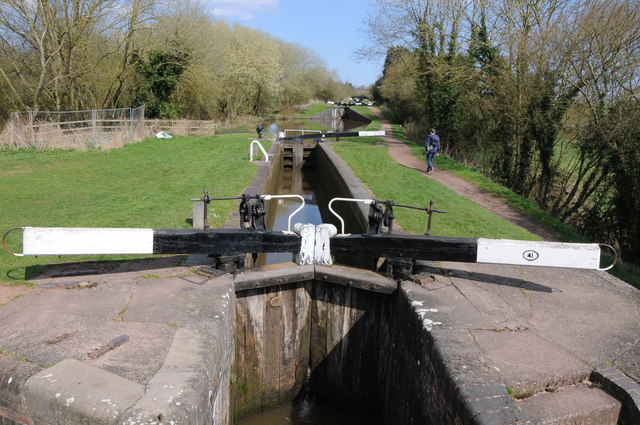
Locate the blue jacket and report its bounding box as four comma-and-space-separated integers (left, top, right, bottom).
426, 133, 440, 153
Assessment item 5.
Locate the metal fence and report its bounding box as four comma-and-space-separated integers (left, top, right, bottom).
1, 106, 147, 150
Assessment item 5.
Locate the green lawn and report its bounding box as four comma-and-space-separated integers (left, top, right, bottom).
351, 106, 382, 131
332, 141, 540, 240
388, 122, 583, 242
299, 103, 335, 117
0, 133, 267, 285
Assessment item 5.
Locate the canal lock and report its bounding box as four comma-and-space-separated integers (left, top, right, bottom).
231, 140, 392, 424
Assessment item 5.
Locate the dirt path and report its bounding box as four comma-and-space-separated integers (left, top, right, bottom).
368, 107, 558, 241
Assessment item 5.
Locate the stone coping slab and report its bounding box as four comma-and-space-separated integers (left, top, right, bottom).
412, 259, 640, 424
0, 259, 235, 425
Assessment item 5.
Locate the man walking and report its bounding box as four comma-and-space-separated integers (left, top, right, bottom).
425, 128, 440, 175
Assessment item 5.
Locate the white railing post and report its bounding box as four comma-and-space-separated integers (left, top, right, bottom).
327, 197, 376, 235
261, 194, 305, 232
250, 140, 269, 162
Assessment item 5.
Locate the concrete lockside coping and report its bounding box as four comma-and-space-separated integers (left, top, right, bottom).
24, 359, 145, 425
591, 367, 640, 424
22, 278, 235, 425
399, 281, 533, 425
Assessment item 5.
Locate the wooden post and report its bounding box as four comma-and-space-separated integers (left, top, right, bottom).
192, 202, 207, 229
293, 137, 304, 169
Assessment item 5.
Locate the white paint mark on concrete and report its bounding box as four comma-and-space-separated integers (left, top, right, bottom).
423, 319, 434, 331
421, 319, 442, 331
41, 373, 53, 378
416, 305, 443, 331
416, 308, 438, 317
65, 397, 75, 406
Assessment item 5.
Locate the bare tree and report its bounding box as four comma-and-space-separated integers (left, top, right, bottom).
0, 0, 122, 111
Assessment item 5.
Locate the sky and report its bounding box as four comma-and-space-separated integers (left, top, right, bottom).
198, 0, 383, 87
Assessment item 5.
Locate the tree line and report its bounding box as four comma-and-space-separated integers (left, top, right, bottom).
0, 0, 354, 123
363, 0, 639, 266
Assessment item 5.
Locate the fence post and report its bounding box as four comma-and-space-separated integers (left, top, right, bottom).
28, 111, 35, 147
92, 109, 97, 148
138, 105, 145, 140
129, 107, 134, 141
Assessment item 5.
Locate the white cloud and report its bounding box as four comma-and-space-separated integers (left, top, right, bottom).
199, 0, 278, 20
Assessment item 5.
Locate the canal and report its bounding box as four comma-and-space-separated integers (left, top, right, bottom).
237, 125, 385, 425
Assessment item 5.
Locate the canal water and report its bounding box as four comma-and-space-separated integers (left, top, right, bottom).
263, 117, 368, 136
240, 134, 384, 425
238, 396, 381, 425
258, 167, 322, 265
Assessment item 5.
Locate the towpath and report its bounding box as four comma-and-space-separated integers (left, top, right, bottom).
368, 107, 558, 241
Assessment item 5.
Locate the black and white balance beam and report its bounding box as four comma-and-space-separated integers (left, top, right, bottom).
3, 227, 614, 270
329, 234, 613, 270
4, 227, 300, 257
278, 130, 385, 141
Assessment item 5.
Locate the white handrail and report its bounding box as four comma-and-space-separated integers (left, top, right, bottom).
261, 194, 305, 232
250, 140, 269, 162
328, 197, 375, 235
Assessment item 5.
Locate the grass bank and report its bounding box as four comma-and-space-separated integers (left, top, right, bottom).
332, 140, 539, 240
0, 133, 267, 285
388, 123, 582, 241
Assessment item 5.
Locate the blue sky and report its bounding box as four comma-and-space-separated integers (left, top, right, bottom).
199, 0, 383, 87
